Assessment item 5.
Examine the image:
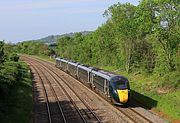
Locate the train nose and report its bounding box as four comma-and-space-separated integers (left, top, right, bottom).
117, 89, 128, 103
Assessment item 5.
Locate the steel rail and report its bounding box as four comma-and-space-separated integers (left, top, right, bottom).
27, 57, 103, 123
30, 64, 52, 123
129, 108, 153, 123
30, 63, 67, 123
28, 60, 87, 123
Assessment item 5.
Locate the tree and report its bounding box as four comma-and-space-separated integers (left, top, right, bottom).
0, 41, 5, 64
150, 0, 180, 73
105, 3, 137, 72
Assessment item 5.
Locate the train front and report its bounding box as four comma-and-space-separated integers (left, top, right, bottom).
110, 76, 130, 104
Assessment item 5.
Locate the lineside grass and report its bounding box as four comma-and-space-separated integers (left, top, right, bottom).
33, 54, 55, 63
0, 61, 32, 123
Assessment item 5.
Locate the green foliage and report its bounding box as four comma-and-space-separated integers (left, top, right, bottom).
9, 53, 19, 62
0, 62, 32, 123
16, 41, 50, 56
0, 41, 32, 123
0, 42, 24, 96
0, 41, 5, 64
0, 62, 22, 96
160, 71, 180, 89
54, 0, 179, 89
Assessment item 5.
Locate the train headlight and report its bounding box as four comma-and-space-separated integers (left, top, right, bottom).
114, 90, 118, 95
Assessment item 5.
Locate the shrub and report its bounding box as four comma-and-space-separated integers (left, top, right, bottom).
9, 53, 19, 62
0, 62, 22, 96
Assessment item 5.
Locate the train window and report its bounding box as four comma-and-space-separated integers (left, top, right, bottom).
111, 80, 128, 90
78, 68, 88, 82
93, 75, 104, 87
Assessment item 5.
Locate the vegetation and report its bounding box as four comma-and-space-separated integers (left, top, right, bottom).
16, 41, 52, 56
0, 41, 32, 123
38, 31, 91, 44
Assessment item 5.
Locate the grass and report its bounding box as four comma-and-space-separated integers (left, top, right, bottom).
149, 90, 180, 120
33, 54, 55, 63
0, 61, 32, 123
129, 74, 180, 121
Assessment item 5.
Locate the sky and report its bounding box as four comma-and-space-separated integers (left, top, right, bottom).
0, 0, 138, 43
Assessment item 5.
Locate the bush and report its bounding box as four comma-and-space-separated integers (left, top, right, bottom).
159, 71, 180, 90
9, 53, 19, 62
0, 62, 22, 96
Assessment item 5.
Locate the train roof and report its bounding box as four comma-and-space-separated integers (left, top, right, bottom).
59, 58, 69, 63
68, 61, 79, 66
110, 75, 128, 82
55, 57, 61, 60
77, 64, 93, 72
91, 70, 111, 81
92, 69, 128, 82
98, 69, 118, 77
56, 57, 128, 82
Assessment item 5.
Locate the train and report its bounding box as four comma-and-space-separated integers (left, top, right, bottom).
55, 57, 130, 105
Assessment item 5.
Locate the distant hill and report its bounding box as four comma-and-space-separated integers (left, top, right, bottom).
38, 31, 92, 44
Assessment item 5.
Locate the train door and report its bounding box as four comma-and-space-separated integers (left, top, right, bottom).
104, 80, 110, 97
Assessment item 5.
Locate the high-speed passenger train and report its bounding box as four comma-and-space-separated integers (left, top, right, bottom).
55, 57, 130, 104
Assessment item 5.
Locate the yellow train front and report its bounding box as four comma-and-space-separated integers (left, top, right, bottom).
109, 76, 130, 105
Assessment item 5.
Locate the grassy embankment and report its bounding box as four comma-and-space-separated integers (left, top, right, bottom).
0, 61, 32, 123
34, 54, 55, 62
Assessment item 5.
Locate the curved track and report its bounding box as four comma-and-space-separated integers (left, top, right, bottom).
31, 64, 66, 123
22, 56, 168, 123
25, 57, 102, 123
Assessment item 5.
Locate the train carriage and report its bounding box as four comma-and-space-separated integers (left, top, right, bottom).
91, 70, 110, 96
60, 59, 69, 71
77, 65, 92, 84
55, 58, 61, 68
67, 61, 79, 77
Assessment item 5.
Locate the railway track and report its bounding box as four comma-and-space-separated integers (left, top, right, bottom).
26, 58, 103, 123
22, 56, 165, 123
31, 64, 66, 123
31, 64, 52, 123
116, 106, 153, 123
